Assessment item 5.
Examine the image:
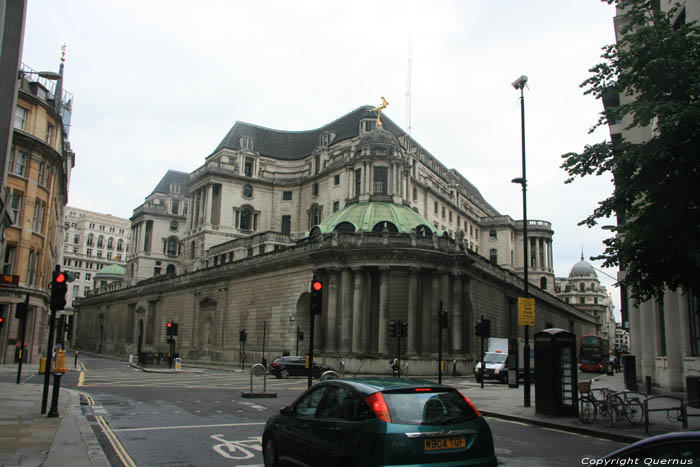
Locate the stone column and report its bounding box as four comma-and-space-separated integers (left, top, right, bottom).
351, 268, 364, 353
640, 299, 656, 386
325, 269, 339, 351
664, 291, 684, 391
340, 268, 352, 352
421, 271, 432, 355
377, 267, 390, 354
451, 272, 462, 352
204, 184, 213, 225
362, 270, 372, 352
407, 267, 419, 355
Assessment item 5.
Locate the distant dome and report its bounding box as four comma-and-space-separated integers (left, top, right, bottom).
569, 259, 596, 278
359, 127, 400, 147
95, 264, 125, 279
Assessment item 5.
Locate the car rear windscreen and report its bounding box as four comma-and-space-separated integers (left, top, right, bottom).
382, 390, 479, 425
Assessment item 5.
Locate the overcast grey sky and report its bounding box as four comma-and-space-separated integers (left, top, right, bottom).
21, 1, 622, 318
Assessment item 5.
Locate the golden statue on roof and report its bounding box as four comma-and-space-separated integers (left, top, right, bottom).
371, 96, 389, 127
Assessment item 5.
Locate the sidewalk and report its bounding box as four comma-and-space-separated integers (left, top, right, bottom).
0, 362, 697, 466
0, 364, 109, 467
464, 370, 699, 443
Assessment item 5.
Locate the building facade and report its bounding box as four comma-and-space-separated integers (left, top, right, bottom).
555, 255, 616, 346
74, 107, 595, 372
0, 58, 74, 364
124, 170, 189, 285
605, 1, 700, 392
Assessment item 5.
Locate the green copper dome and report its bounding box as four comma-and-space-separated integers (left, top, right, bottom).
308, 202, 440, 237
95, 264, 125, 277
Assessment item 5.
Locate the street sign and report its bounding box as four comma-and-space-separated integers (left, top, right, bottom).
518, 297, 535, 326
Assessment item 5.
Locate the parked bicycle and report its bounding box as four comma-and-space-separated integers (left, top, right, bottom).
578, 381, 645, 427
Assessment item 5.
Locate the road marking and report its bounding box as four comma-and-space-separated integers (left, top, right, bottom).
211, 435, 262, 460
238, 401, 266, 411
112, 422, 266, 432
80, 391, 137, 467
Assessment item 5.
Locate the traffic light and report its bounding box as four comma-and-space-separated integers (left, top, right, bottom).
0, 309, 4, 330
475, 321, 483, 337
166, 320, 174, 336
399, 321, 408, 338
310, 279, 323, 315
239, 329, 247, 342
439, 311, 448, 329
389, 320, 397, 338
483, 318, 491, 338
50, 268, 68, 310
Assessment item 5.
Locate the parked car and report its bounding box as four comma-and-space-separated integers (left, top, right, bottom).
268, 356, 334, 379
262, 378, 496, 467
601, 430, 700, 462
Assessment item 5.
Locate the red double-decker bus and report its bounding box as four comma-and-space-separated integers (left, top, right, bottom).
579, 335, 609, 372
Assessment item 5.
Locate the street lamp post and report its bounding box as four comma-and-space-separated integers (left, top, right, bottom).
511, 74, 531, 408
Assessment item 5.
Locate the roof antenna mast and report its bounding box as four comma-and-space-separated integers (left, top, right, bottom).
406, 33, 412, 135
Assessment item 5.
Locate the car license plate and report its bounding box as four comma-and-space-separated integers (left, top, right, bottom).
424, 436, 466, 451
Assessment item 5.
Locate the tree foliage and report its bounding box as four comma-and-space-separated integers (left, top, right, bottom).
561, 0, 700, 303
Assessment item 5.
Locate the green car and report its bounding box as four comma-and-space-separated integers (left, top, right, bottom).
262, 378, 497, 466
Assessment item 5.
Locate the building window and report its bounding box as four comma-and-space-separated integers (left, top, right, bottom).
282, 191, 292, 201
170, 220, 178, 231
579, 297, 585, 304
243, 184, 253, 198
86, 248, 92, 257
10, 194, 21, 225
434, 201, 438, 214
333, 201, 339, 212
171, 199, 179, 214
37, 161, 48, 186
334, 174, 340, 185
579, 283, 585, 292
169, 184, 181, 194
373, 166, 388, 194
309, 204, 321, 228
26, 250, 38, 286
166, 237, 177, 256
3, 245, 16, 274
441, 206, 445, 218
97, 250, 103, 258
489, 230, 496, 240
14, 106, 27, 130
86, 273, 92, 281
72, 285, 79, 296
87, 233, 94, 246
355, 169, 362, 197
540, 277, 547, 289
241, 137, 254, 150
240, 207, 252, 230
312, 183, 319, 197
244, 158, 253, 176
281, 215, 291, 234
107, 237, 114, 249
154, 266, 161, 276
489, 249, 498, 265
46, 123, 54, 144
314, 155, 321, 174
12, 149, 27, 176
413, 187, 417, 201
97, 235, 104, 248
32, 199, 45, 232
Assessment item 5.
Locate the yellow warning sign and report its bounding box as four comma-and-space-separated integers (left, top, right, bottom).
518, 297, 535, 326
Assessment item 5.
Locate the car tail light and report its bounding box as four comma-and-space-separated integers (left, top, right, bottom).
365, 392, 391, 423
271, 362, 279, 367
458, 390, 481, 418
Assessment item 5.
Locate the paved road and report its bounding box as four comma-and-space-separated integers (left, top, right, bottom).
3, 354, 627, 466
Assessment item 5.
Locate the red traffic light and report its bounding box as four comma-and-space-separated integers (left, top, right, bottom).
167, 322, 172, 328
312, 280, 322, 292
55, 273, 66, 283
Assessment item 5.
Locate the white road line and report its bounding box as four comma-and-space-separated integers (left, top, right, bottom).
113, 422, 266, 432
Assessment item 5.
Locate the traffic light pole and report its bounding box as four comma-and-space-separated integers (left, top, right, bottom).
41, 302, 58, 414
438, 305, 443, 385
16, 293, 29, 384
307, 311, 316, 389
480, 315, 485, 390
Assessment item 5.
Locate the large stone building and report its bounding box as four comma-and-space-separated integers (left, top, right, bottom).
74, 106, 595, 373
555, 255, 616, 346
604, 1, 700, 392
0, 57, 74, 364
124, 170, 189, 284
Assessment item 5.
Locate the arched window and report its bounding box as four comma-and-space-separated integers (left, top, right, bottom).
166, 236, 178, 256
489, 249, 498, 264
334, 222, 356, 233
372, 221, 398, 233
166, 264, 176, 274
540, 277, 547, 289
579, 282, 585, 292
415, 225, 432, 238
107, 237, 114, 249
87, 233, 94, 246
243, 184, 253, 198
97, 235, 104, 248
117, 239, 123, 251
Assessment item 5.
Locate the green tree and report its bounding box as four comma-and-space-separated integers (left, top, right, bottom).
561, 0, 700, 303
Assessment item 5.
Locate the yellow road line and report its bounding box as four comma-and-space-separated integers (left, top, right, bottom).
79, 391, 136, 467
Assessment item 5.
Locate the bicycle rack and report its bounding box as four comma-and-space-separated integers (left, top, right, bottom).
241, 363, 277, 398
643, 395, 684, 434
320, 370, 339, 381
681, 400, 700, 429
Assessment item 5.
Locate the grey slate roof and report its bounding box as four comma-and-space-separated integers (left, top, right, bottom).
147, 170, 190, 198
211, 106, 407, 160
